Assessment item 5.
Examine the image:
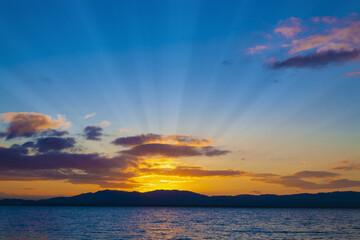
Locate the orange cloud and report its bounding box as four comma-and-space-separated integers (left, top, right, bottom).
274, 17, 302, 39
288, 21, 360, 54
246, 45, 268, 55
344, 68, 360, 76
311, 16, 338, 24
84, 112, 96, 119
96, 120, 111, 127
0, 112, 70, 139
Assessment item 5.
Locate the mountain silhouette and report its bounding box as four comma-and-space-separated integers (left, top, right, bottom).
1, 190, 360, 208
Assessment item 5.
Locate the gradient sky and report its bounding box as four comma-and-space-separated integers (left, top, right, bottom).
1, 0, 360, 199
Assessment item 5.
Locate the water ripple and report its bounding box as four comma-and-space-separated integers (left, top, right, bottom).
0, 207, 359, 239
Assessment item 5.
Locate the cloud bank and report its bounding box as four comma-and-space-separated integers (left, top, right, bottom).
0, 113, 358, 192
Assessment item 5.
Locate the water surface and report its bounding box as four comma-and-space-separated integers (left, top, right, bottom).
0, 207, 359, 239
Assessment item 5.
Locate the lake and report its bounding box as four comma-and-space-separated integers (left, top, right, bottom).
0, 207, 359, 239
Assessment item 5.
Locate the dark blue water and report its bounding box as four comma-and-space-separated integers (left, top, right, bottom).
0, 207, 359, 239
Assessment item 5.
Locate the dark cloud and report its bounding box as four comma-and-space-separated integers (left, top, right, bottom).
9, 143, 32, 155
84, 126, 103, 141
112, 134, 162, 146
8, 137, 75, 154
202, 146, 231, 156
35, 137, 76, 153
140, 166, 246, 177
21, 141, 36, 149
0, 147, 133, 171
268, 48, 360, 69
0, 146, 138, 188
120, 144, 200, 157
120, 143, 229, 158
112, 133, 212, 147
0, 112, 69, 140
1, 129, 68, 140
40, 129, 68, 137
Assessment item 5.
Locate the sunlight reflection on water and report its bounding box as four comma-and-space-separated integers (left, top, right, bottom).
0, 207, 359, 239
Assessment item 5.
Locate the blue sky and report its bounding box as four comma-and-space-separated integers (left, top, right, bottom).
0, 0, 360, 197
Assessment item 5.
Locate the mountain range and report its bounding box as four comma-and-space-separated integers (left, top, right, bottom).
1, 190, 360, 208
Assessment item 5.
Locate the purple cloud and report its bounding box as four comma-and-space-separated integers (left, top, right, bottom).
120, 143, 229, 158
112, 133, 212, 147
112, 134, 163, 146
268, 48, 360, 69
84, 126, 103, 141
0, 146, 138, 188
35, 137, 76, 153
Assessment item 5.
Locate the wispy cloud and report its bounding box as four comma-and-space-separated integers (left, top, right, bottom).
120, 143, 229, 158
311, 16, 338, 24
140, 166, 246, 177
332, 160, 360, 171
84, 112, 96, 119
250, 170, 360, 190
274, 17, 303, 39
119, 128, 127, 133
96, 121, 111, 127
267, 48, 360, 69
344, 68, 360, 76
246, 45, 268, 55
112, 133, 212, 147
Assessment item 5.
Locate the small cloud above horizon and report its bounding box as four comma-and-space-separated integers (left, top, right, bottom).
246, 45, 268, 55
84, 112, 96, 119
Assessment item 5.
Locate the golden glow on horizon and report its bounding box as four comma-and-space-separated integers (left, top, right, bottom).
0, 114, 359, 198
134, 175, 194, 192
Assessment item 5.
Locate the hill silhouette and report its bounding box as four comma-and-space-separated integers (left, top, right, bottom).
1, 190, 360, 208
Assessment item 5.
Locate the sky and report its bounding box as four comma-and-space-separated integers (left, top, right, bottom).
0, 0, 360, 199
